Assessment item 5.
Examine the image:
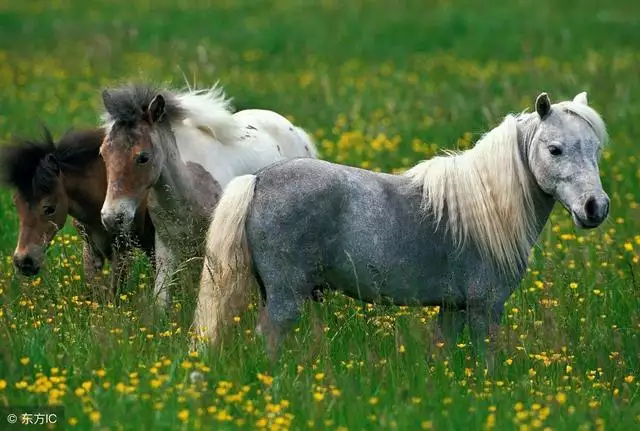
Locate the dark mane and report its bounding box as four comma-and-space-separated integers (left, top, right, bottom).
101, 83, 186, 128
0, 127, 104, 202
55, 128, 105, 172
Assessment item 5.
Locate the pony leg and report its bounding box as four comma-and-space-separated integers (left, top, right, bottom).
73, 220, 100, 280
110, 243, 133, 299
435, 306, 466, 347
258, 286, 305, 362
82, 240, 103, 281
73, 220, 108, 301
257, 306, 283, 360
468, 305, 503, 375
259, 301, 301, 362
82, 240, 107, 301
153, 236, 174, 309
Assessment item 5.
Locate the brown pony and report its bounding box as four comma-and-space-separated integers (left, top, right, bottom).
0, 127, 155, 296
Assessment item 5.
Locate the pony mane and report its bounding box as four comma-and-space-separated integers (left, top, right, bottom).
55, 128, 105, 172
404, 114, 537, 277
100, 83, 185, 131
0, 127, 104, 202
100, 82, 240, 144
175, 83, 241, 143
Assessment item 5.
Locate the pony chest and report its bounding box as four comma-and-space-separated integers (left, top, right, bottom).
152, 207, 199, 243
147, 196, 206, 252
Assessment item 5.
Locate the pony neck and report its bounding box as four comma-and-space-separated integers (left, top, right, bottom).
150, 129, 196, 215
62, 158, 108, 226
515, 114, 556, 234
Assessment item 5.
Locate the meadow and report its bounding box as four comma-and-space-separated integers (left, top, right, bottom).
0, 0, 639, 429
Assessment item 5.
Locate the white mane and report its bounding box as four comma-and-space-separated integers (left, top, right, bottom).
404, 98, 608, 277
173, 84, 242, 144
405, 115, 536, 276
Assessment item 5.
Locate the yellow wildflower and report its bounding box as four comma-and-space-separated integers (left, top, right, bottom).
178, 409, 189, 422
89, 411, 101, 423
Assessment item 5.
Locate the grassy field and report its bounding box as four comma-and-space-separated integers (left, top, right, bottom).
0, 0, 639, 429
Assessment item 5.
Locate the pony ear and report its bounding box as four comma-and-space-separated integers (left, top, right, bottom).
535, 92, 551, 119
145, 94, 166, 124
573, 91, 588, 105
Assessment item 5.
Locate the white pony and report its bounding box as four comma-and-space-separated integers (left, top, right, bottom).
98, 83, 317, 305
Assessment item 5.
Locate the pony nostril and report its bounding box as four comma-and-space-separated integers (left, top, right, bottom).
584, 196, 598, 220
13, 255, 33, 268
14, 254, 38, 274
111, 213, 126, 228
101, 211, 120, 228
22, 255, 34, 268
102, 210, 130, 232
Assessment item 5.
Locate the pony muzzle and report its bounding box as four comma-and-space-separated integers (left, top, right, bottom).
101, 198, 137, 233
571, 192, 610, 229
13, 248, 44, 276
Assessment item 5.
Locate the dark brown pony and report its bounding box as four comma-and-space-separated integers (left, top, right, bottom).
0, 127, 155, 296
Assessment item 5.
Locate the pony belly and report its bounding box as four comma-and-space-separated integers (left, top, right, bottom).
332, 278, 465, 307
322, 254, 465, 308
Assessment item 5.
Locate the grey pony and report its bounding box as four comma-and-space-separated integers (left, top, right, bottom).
193, 91, 609, 369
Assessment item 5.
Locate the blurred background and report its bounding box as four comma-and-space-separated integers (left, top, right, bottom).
0, 1, 638, 429
2, 0, 638, 239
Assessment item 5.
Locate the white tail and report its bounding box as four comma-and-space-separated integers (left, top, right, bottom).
193, 174, 258, 346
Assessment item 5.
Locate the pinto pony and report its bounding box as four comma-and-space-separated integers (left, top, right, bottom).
98, 83, 317, 307
194, 91, 610, 369
0, 127, 155, 294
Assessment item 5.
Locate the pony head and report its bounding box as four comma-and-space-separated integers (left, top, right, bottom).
527, 91, 609, 228
0, 129, 69, 275
99, 84, 184, 233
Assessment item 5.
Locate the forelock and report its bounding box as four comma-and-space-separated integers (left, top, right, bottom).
555, 101, 609, 147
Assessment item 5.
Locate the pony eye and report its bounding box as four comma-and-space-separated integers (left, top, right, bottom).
135, 152, 150, 165
43, 205, 56, 216
548, 145, 563, 156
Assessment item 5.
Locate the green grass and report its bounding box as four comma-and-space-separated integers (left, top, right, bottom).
0, 0, 639, 429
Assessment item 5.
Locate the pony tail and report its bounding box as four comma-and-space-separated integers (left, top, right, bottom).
193, 174, 258, 347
